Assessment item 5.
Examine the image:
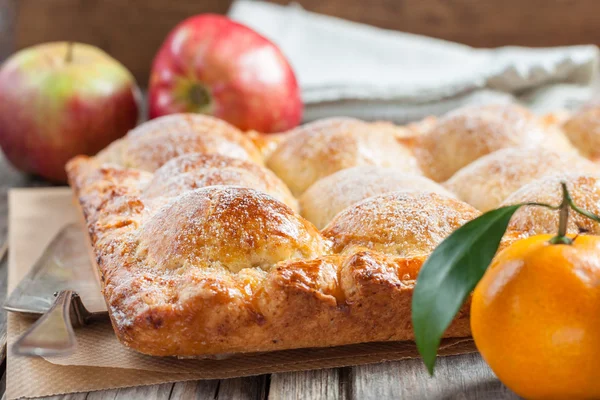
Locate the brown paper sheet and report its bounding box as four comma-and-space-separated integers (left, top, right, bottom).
6, 188, 476, 399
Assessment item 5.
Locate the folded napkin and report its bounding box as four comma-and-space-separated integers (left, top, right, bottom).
229, 1, 599, 123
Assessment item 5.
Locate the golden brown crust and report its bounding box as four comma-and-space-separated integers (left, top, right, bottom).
300, 166, 455, 229
96, 114, 263, 170
322, 192, 480, 256
562, 102, 600, 161
137, 186, 328, 273
414, 104, 576, 182
266, 118, 422, 196
245, 130, 287, 160
444, 148, 600, 211
142, 153, 297, 211
67, 146, 476, 356
501, 174, 600, 238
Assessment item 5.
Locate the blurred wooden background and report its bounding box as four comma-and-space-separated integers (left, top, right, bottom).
1, 0, 600, 85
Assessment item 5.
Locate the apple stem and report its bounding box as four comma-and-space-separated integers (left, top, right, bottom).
188, 84, 211, 109
65, 42, 74, 63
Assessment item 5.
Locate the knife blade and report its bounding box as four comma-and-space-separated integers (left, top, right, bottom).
5, 223, 107, 316
5, 223, 108, 356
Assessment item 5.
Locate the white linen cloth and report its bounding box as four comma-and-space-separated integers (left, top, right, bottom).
229, 0, 599, 123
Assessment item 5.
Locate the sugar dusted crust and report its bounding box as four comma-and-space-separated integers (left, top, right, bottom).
563, 102, 600, 161
502, 174, 600, 238
142, 153, 297, 211
96, 113, 263, 170
445, 148, 600, 212
267, 118, 422, 196
323, 192, 480, 257
300, 166, 456, 230
414, 104, 576, 182
66, 115, 477, 356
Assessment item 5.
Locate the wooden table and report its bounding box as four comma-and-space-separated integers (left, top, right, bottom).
0, 153, 521, 399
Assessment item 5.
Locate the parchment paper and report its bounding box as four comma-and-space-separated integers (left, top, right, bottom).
6, 188, 476, 399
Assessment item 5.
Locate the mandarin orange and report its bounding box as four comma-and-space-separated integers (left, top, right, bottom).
471, 234, 600, 400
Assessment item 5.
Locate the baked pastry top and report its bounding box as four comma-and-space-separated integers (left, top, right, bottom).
96, 113, 263, 170
502, 174, 600, 237
266, 118, 421, 196
68, 105, 600, 357
300, 166, 454, 229
142, 153, 297, 211
138, 186, 327, 274
563, 102, 600, 161
445, 147, 599, 212
413, 104, 575, 182
322, 191, 479, 256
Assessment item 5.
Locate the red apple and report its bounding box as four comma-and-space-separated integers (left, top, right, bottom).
148, 14, 302, 133
0, 42, 140, 182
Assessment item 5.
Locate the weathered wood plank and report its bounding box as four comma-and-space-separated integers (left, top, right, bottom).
350, 353, 520, 400
85, 389, 117, 400
78, 376, 269, 400
85, 383, 174, 400
41, 393, 87, 400
112, 383, 174, 400
169, 380, 220, 399
0, 244, 6, 264
0, 365, 6, 400
216, 376, 269, 400
269, 368, 346, 400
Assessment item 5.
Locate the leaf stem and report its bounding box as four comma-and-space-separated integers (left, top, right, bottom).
549, 182, 573, 245
522, 201, 560, 210
568, 197, 600, 223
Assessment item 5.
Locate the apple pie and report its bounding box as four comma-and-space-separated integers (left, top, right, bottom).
68, 104, 600, 357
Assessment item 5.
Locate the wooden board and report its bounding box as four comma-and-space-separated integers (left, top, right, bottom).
9, 0, 600, 84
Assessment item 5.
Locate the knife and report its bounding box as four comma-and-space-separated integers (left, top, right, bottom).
4, 223, 108, 356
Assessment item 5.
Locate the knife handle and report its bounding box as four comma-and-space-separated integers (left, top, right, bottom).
12, 290, 82, 357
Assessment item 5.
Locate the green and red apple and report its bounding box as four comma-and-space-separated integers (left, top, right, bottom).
148, 14, 302, 133
0, 42, 140, 182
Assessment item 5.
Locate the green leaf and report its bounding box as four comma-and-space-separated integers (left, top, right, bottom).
411, 205, 522, 374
